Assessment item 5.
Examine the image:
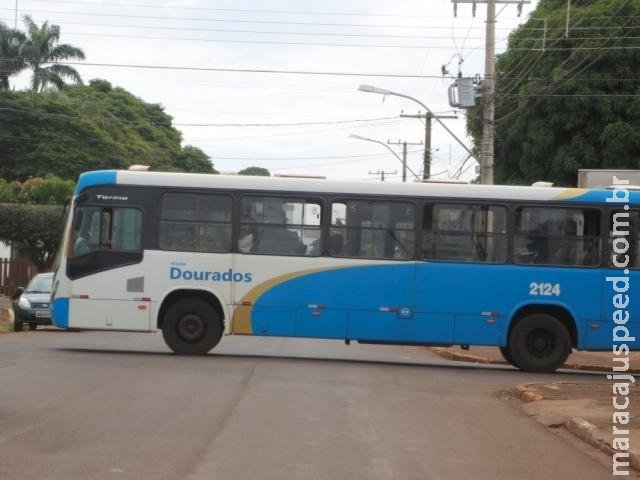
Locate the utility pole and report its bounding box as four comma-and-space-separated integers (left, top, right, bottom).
400, 112, 457, 181
388, 140, 422, 182
451, 1, 529, 184
481, 0, 496, 185
368, 170, 397, 182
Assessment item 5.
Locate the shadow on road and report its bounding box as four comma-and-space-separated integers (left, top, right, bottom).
57, 346, 609, 380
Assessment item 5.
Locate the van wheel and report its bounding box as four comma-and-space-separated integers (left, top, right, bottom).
162, 299, 223, 355
508, 314, 571, 373
14, 317, 23, 332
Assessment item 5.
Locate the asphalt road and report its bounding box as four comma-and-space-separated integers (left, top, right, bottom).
0, 329, 614, 480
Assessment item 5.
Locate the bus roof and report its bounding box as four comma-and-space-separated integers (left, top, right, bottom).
74, 169, 640, 205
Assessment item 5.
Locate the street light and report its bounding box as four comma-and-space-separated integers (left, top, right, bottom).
357, 84, 475, 181
349, 134, 420, 181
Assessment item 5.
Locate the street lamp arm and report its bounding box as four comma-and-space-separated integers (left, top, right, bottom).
357, 84, 477, 162
348, 134, 420, 181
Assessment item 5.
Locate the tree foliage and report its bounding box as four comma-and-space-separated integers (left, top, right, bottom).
20, 15, 85, 92
467, 0, 640, 186
0, 203, 63, 270
16, 175, 75, 204
238, 166, 271, 176
0, 80, 217, 181
0, 179, 17, 203
0, 24, 25, 91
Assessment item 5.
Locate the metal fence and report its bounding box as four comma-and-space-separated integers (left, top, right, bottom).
0, 258, 39, 296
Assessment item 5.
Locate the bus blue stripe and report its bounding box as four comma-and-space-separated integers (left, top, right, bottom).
74, 170, 118, 195
51, 297, 70, 329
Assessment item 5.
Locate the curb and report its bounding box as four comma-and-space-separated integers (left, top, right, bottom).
428, 347, 640, 374
0, 307, 14, 333
428, 347, 506, 366
515, 383, 640, 473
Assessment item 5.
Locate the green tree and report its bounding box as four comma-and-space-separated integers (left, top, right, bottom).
238, 166, 271, 176
172, 145, 218, 173
16, 175, 75, 204
0, 81, 219, 180
466, 0, 640, 186
0, 203, 63, 270
0, 178, 17, 202
19, 15, 85, 92
0, 23, 25, 90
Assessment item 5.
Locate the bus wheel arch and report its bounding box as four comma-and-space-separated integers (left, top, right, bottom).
158, 290, 225, 355
506, 305, 576, 373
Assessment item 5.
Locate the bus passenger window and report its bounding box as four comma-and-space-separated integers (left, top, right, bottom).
239, 196, 321, 256
159, 193, 232, 253
513, 207, 601, 266
330, 200, 415, 260
422, 203, 507, 263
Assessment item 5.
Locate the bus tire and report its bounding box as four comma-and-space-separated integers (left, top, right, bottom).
508, 314, 571, 373
499, 346, 519, 368
162, 299, 223, 355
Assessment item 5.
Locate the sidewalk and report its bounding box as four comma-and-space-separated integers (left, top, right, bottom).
0, 295, 12, 333
429, 346, 640, 474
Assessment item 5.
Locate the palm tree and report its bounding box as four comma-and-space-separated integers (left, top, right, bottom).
19, 15, 85, 92
0, 23, 26, 90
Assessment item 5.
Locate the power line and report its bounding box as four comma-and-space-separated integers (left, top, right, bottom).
20, 0, 485, 19
0, 17, 511, 41
59, 30, 499, 49
36, 61, 459, 79
174, 116, 400, 127
3, 8, 524, 31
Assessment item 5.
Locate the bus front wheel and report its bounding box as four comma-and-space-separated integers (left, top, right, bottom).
507, 314, 571, 373
162, 299, 223, 355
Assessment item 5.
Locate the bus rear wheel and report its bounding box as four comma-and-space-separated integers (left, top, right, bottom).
162, 299, 223, 355
507, 313, 571, 373
499, 346, 519, 368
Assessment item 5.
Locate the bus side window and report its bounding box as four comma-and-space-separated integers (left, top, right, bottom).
330, 200, 414, 260
422, 203, 507, 263
239, 196, 321, 256
514, 207, 601, 266
160, 193, 232, 253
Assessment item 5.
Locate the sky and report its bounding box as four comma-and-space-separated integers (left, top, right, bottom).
4, 0, 540, 182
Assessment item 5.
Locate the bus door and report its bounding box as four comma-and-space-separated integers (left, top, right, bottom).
415, 203, 511, 345
66, 202, 150, 331
329, 200, 416, 343
232, 196, 325, 337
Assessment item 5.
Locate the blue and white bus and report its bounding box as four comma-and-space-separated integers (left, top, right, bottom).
51, 169, 639, 372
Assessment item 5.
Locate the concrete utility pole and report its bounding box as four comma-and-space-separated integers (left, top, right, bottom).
452, 0, 529, 184
400, 112, 457, 181
349, 134, 421, 181
369, 170, 397, 182
388, 140, 422, 182
481, 0, 496, 185
358, 86, 468, 182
